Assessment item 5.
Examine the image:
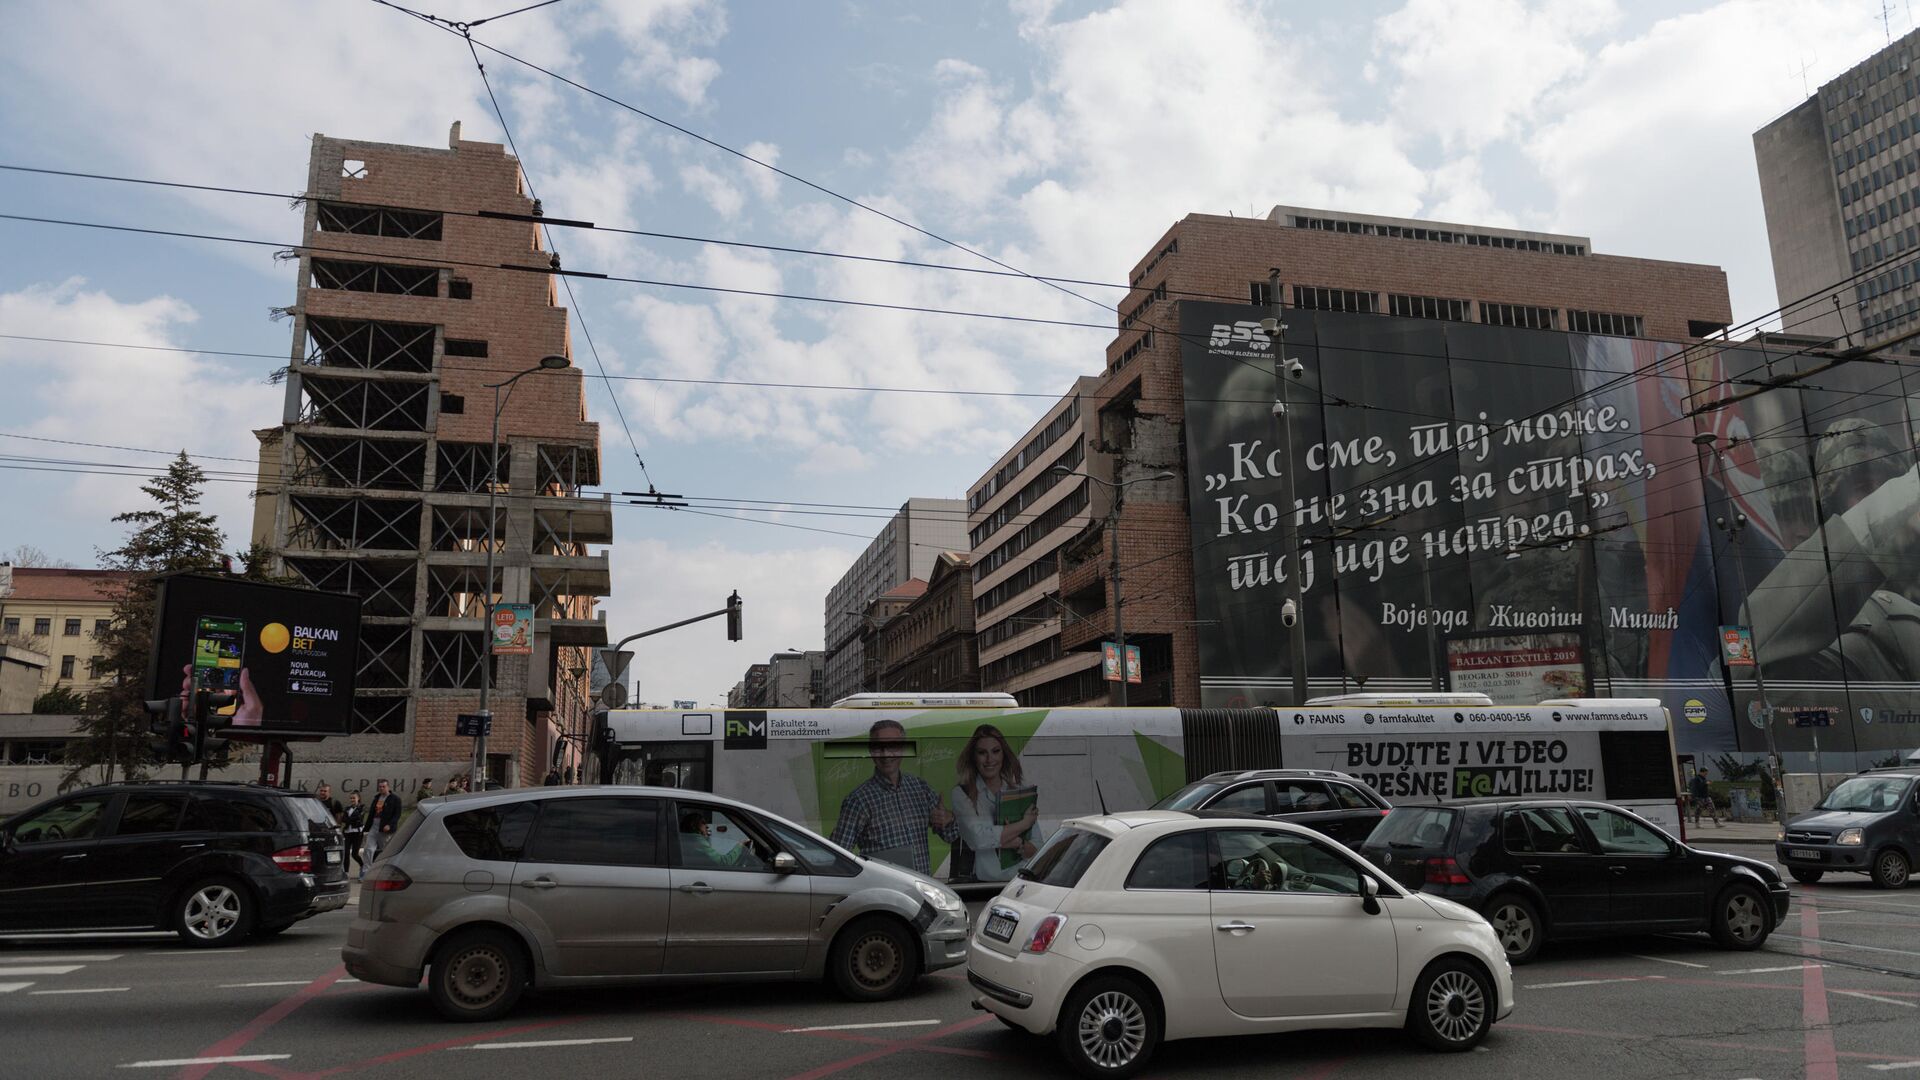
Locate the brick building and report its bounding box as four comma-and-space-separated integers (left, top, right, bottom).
966, 377, 1112, 708
0, 566, 136, 697
873, 553, 979, 694
1052, 206, 1733, 706
251, 125, 612, 785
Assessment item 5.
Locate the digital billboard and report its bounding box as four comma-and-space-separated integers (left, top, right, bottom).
148, 573, 363, 737
1180, 302, 1920, 760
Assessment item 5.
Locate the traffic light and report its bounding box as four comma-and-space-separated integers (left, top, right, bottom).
725, 590, 743, 642
144, 696, 184, 761
197, 692, 237, 763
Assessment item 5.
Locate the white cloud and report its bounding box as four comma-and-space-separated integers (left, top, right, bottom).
740, 140, 783, 199
0, 279, 277, 553
592, 0, 729, 108
680, 163, 746, 219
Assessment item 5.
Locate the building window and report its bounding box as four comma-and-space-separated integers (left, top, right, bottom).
93, 619, 109, 635
440, 393, 465, 415
1479, 302, 1557, 330
1687, 319, 1730, 338
60, 655, 75, 678
1292, 285, 1377, 313
443, 338, 489, 358
2, 617, 18, 636
87, 656, 103, 678
1388, 294, 1469, 321
33, 617, 50, 636
64, 618, 81, 636
1567, 309, 1644, 337
1250, 281, 1273, 307
448, 278, 474, 300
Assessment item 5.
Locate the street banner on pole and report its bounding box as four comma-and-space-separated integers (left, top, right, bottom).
491, 603, 534, 655
1103, 642, 1141, 684
1719, 625, 1755, 668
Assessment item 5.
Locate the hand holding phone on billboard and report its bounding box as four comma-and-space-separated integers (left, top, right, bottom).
179, 663, 264, 727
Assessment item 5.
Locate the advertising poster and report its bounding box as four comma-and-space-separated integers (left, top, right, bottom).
1445, 632, 1588, 705
1179, 302, 1920, 761
490, 603, 533, 656
148, 573, 362, 737
1720, 625, 1755, 667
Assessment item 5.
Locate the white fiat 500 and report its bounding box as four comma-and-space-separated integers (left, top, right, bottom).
967, 811, 1514, 1077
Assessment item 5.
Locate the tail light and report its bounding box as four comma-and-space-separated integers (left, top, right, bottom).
1024, 914, 1066, 954
271, 845, 313, 874
1424, 856, 1470, 886
366, 865, 413, 892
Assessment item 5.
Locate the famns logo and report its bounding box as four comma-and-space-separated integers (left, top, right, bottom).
723, 711, 768, 750
1210, 321, 1270, 351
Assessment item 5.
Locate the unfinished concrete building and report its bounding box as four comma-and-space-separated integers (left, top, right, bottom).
251, 125, 612, 785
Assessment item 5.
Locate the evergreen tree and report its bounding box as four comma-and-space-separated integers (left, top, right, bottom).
62, 453, 226, 789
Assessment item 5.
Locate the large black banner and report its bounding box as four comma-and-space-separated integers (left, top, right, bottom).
1180, 303, 1920, 762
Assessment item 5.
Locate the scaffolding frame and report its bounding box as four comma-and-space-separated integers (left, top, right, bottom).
430, 504, 505, 552
310, 258, 438, 297
422, 629, 486, 689
356, 624, 412, 690
426, 564, 501, 620
316, 202, 444, 241
289, 433, 426, 491
299, 373, 432, 431
351, 695, 408, 735
286, 557, 418, 618
287, 495, 421, 552
434, 441, 502, 493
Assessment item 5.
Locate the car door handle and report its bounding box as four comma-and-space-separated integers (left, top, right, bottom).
1216, 921, 1257, 933
1608, 865, 1626, 876
522, 877, 558, 889
59, 853, 87, 861
679, 882, 714, 895
1521, 864, 1543, 874
180, 842, 207, 849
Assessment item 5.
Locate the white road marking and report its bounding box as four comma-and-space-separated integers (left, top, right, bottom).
1866, 1062, 1920, 1072
119, 1055, 291, 1068
786, 1020, 942, 1033
337, 977, 359, 983
0, 966, 83, 976
30, 987, 131, 995
1771, 933, 1920, 960
453, 1037, 636, 1051
0, 983, 34, 994
154, 950, 248, 957
0, 954, 123, 963
1717, 963, 1825, 975
1835, 990, 1919, 1009
219, 980, 310, 988
1630, 953, 1708, 968
1524, 976, 1665, 989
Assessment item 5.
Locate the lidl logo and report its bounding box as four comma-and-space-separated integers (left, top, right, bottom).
724, 711, 768, 750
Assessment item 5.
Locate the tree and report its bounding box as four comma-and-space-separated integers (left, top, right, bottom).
5, 544, 72, 568
62, 453, 227, 790
32, 686, 87, 714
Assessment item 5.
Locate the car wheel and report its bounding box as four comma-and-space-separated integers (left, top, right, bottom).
1871, 849, 1911, 889
173, 878, 255, 947
429, 928, 527, 1022
1485, 894, 1543, 965
1709, 885, 1770, 949
828, 916, 916, 1002
1789, 868, 1824, 885
1056, 973, 1159, 1079
1407, 957, 1494, 1052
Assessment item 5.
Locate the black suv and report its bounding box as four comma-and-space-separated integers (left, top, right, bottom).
0, 782, 349, 946
1151, 769, 1392, 845
1359, 799, 1790, 963
1778, 769, 1920, 888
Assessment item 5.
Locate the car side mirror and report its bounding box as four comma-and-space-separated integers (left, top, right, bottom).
1361, 875, 1381, 916
771, 851, 800, 874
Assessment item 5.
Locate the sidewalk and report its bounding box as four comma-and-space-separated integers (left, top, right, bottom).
1678, 819, 1778, 846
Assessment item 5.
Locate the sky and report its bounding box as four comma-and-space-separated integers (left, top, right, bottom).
0, 0, 1904, 704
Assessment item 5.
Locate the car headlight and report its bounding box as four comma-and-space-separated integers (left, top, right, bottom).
914, 880, 964, 914
1775, 826, 1785, 840
1837, 828, 1865, 846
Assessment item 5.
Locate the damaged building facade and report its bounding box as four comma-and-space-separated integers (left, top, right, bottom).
251, 126, 611, 787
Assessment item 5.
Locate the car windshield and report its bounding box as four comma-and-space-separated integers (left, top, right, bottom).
1151, 783, 1224, 811
1016, 827, 1111, 887
1815, 776, 1914, 813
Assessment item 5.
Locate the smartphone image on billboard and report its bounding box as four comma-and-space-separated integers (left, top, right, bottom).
193, 616, 246, 710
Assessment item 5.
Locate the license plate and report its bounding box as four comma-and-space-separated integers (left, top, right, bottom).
1789, 848, 1821, 861
983, 912, 1018, 943
325, 849, 341, 864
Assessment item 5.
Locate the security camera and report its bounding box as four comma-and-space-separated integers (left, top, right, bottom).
1280, 599, 1298, 628
1284, 358, 1306, 380
1271, 399, 1287, 418
1260, 317, 1282, 335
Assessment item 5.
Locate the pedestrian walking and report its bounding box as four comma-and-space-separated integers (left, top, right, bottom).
542, 767, 561, 786
1689, 767, 1722, 828
312, 783, 343, 824
367, 779, 402, 865
342, 792, 368, 878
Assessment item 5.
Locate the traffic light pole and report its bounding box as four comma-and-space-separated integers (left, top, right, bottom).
608, 594, 744, 655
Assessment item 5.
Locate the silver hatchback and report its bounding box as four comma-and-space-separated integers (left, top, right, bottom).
342, 786, 970, 1020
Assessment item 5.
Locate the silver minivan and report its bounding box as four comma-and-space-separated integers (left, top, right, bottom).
342, 786, 970, 1020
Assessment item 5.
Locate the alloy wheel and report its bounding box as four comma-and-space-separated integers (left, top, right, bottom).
1424, 969, 1486, 1045
1878, 851, 1910, 887
1491, 903, 1534, 956
1078, 990, 1148, 1070
185, 885, 241, 941
1724, 892, 1765, 943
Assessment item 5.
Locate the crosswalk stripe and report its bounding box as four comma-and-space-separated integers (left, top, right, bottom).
0, 966, 84, 977
0, 983, 34, 994
119, 1055, 291, 1069
31, 988, 131, 996
0, 954, 123, 963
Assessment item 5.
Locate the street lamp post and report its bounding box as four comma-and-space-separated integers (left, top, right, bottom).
1694, 431, 1786, 818
1261, 270, 1311, 706
472, 353, 571, 792
1055, 466, 1175, 707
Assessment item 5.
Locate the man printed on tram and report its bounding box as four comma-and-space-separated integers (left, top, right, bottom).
829, 719, 957, 875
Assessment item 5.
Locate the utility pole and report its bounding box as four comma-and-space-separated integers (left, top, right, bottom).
1263, 269, 1311, 706
1057, 466, 1174, 707
1695, 433, 1786, 818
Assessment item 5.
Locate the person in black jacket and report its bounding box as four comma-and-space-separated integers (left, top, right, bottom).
367, 779, 402, 864
341, 792, 369, 878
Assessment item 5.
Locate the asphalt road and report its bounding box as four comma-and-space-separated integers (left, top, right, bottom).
4, 847, 1918, 1080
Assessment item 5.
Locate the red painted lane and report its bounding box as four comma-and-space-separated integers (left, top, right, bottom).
1801, 904, 1840, 1080
178, 967, 347, 1080
293, 1018, 582, 1078
780, 1015, 995, 1080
